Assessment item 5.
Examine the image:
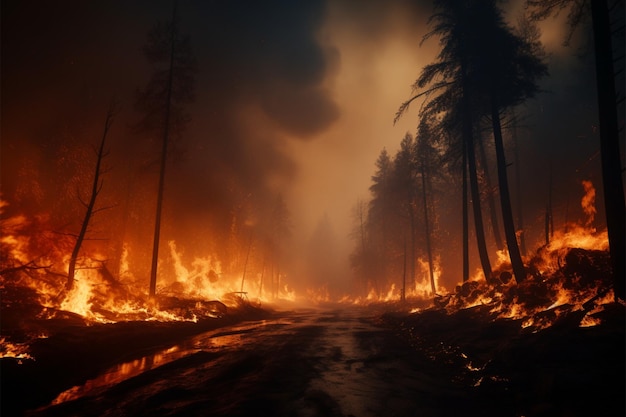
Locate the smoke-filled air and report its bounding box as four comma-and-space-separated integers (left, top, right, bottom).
2, 0, 624, 324
3, 1, 625, 416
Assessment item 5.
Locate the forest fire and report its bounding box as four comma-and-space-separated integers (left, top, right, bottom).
0, 197, 296, 363
1, 177, 617, 364
430, 181, 615, 332
2, 0, 625, 414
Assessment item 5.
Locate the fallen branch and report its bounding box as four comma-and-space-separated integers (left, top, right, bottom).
0, 261, 52, 277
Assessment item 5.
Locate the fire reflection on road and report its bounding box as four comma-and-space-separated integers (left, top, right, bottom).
49, 318, 296, 406
35, 308, 483, 417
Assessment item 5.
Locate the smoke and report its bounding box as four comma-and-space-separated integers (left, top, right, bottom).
1, 0, 611, 297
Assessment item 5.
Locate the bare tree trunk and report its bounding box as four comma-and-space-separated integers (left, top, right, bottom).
467, 132, 493, 281
149, 2, 178, 297
462, 59, 492, 281
258, 258, 266, 300
240, 231, 253, 293
66, 105, 115, 292
491, 101, 526, 282
408, 203, 417, 289
420, 157, 437, 296
401, 234, 407, 302
545, 161, 554, 245
511, 121, 527, 255
477, 133, 504, 251
590, 0, 625, 301
462, 127, 470, 283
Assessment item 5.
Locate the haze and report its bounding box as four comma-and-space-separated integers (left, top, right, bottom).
1, 0, 609, 298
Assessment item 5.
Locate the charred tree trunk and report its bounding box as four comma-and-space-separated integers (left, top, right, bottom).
466, 131, 493, 281
401, 234, 407, 302
258, 258, 266, 299
462, 121, 470, 283
491, 101, 526, 282
420, 157, 436, 296
545, 162, 554, 245
512, 123, 527, 256
149, 2, 178, 297
590, 0, 625, 301
66, 106, 115, 292
477, 133, 504, 251
408, 202, 417, 290
460, 55, 492, 281
240, 231, 253, 293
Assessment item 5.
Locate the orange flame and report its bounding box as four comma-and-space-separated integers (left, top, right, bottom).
581, 180, 596, 227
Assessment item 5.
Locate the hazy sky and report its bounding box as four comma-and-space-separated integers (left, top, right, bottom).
1, 0, 614, 291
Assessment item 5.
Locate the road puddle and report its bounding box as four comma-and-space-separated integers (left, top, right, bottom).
48, 318, 294, 406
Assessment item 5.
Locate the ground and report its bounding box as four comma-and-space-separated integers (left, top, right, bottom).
2, 300, 624, 417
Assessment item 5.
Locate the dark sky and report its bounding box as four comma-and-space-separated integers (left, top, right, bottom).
1, 0, 614, 292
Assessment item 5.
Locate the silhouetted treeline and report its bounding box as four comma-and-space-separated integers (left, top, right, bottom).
351, 0, 624, 300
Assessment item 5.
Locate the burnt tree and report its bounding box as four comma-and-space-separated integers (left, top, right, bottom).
135, 1, 196, 297
66, 105, 116, 292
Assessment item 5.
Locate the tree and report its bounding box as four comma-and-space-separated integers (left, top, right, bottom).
66, 104, 117, 292
398, 0, 547, 283
476, 127, 504, 252
349, 198, 373, 295
473, 6, 547, 283
396, 0, 495, 282
392, 133, 419, 295
368, 148, 395, 293
266, 194, 291, 299
416, 118, 440, 296
136, 1, 196, 297
527, 0, 625, 300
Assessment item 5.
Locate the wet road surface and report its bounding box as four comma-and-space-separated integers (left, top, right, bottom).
27, 307, 472, 417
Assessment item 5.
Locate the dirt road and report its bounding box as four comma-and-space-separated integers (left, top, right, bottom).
23, 307, 477, 417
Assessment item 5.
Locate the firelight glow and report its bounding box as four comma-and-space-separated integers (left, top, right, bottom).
0, 1, 617, 342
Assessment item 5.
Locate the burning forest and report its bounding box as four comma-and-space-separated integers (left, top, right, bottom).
1, 0, 625, 416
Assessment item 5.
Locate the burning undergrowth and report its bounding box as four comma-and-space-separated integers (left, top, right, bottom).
379, 242, 625, 416
0, 198, 281, 364
0, 256, 270, 367
437, 245, 615, 332
0, 262, 266, 360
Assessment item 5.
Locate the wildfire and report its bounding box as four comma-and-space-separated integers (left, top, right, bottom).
1, 197, 303, 363
0, 176, 617, 365
428, 180, 615, 332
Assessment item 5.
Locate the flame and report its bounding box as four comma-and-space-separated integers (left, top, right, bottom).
2, 193, 300, 338
343, 257, 446, 306
60, 269, 97, 318
440, 181, 612, 332
0, 175, 616, 360
581, 180, 596, 227
579, 314, 601, 327
167, 240, 227, 300
0, 338, 34, 361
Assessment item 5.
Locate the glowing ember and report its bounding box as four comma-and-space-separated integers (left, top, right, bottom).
0, 338, 34, 361
579, 314, 602, 327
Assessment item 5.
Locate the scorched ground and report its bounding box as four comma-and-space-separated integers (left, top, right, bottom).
2, 297, 624, 417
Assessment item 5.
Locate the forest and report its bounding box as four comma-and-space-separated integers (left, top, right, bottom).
0, 0, 624, 340
2, 1, 625, 416
348, 0, 624, 305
